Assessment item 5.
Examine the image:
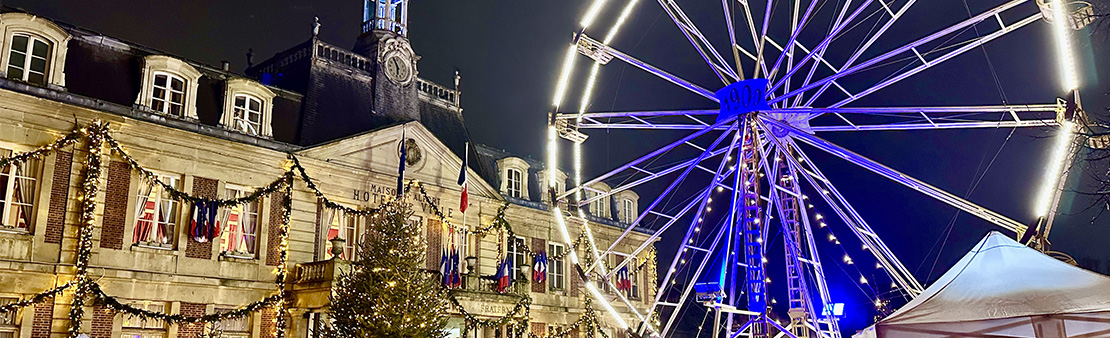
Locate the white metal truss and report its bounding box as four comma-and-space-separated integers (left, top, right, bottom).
544, 0, 1082, 336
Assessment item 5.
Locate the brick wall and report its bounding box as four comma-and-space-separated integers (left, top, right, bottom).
185, 177, 218, 259
531, 322, 546, 336
260, 308, 276, 338
44, 151, 72, 244
266, 192, 286, 266
570, 327, 579, 338
313, 200, 324, 260
425, 219, 442, 270
90, 305, 114, 338
531, 238, 546, 293
177, 302, 206, 337
569, 267, 580, 298
99, 160, 130, 249
30, 296, 53, 338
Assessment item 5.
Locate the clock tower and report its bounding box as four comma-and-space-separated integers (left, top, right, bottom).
354, 0, 419, 121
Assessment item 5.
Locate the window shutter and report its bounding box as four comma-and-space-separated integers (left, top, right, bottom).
426, 219, 442, 270
99, 161, 130, 249
45, 151, 72, 244
266, 192, 287, 266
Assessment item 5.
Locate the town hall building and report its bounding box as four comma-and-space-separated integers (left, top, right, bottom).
0, 1, 656, 338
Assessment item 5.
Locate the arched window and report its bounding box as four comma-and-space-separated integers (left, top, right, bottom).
1, 13, 71, 88
5, 34, 50, 85
623, 199, 636, 224
232, 94, 263, 135
507, 168, 523, 198
150, 72, 186, 116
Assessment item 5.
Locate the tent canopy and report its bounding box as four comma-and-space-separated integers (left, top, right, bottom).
856, 231, 1110, 338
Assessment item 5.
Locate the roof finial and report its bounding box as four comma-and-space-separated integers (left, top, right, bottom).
246, 48, 254, 69
312, 16, 321, 37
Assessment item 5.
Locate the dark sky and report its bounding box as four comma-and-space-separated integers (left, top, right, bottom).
10, 0, 1110, 334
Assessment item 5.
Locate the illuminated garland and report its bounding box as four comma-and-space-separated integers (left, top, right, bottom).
0, 123, 632, 338
106, 135, 288, 207
0, 281, 74, 314
90, 282, 281, 323
69, 121, 109, 337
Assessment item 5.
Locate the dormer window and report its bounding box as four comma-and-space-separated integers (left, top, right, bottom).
222, 78, 276, 137
6, 34, 50, 85
1, 13, 71, 88
507, 168, 523, 198
136, 55, 202, 119
496, 157, 530, 200
232, 94, 262, 134
151, 72, 185, 116
622, 199, 635, 223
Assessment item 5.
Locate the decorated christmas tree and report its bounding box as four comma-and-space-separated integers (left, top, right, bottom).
322, 200, 447, 338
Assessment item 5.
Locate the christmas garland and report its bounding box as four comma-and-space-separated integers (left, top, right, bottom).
89, 282, 281, 323
0, 122, 642, 338
106, 135, 289, 207
0, 281, 74, 314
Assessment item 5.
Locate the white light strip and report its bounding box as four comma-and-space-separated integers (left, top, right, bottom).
1035, 121, 1074, 217
581, 0, 612, 28
579, 64, 602, 113
548, 126, 559, 189
604, 0, 642, 44
553, 44, 580, 107
1050, 0, 1079, 91
586, 281, 631, 329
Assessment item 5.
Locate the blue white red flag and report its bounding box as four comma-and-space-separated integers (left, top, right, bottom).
495, 258, 513, 292
533, 251, 548, 283
617, 266, 631, 291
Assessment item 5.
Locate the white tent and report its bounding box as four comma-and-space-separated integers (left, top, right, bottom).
855, 231, 1110, 338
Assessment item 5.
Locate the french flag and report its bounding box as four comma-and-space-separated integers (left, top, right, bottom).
439, 249, 451, 286
495, 258, 513, 292
533, 251, 547, 283
617, 266, 631, 291
449, 245, 462, 288
458, 142, 469, 213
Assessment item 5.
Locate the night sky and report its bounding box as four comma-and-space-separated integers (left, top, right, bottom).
9, 0, 1110, 334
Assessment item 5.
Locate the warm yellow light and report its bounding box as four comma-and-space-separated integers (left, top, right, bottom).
1035, 121, 1074, 217
1050, 0, 1079, 91
552, 44, 579, 107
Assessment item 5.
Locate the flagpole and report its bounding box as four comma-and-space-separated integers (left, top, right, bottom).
460, 142, 469, 278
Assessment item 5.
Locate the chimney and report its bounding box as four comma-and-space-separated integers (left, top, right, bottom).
221, 60, 230, 72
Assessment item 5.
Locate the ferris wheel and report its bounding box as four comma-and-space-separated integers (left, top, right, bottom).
542, 0, 1094, 337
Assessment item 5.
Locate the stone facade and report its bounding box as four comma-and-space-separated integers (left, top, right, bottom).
0, 6, 657, 338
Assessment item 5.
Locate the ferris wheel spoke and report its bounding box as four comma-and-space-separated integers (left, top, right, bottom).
577, 34, 719, 101
826, 13, 1041, 109
798, 0, 918, 107
762, 116, 1030, 234
771, 0, 1032, 106
660, 0, 740, 82
810, 119, 1057, 132
768, 0, 876, 96
764, 0, 821, 85
583, 126, 740, 271
756, 123, 925, 295
560, 118, 737, 201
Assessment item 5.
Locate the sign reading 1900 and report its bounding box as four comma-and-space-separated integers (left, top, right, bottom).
716, 78, 771, 123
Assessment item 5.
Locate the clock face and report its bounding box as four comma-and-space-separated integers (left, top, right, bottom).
384, 54, 411, 84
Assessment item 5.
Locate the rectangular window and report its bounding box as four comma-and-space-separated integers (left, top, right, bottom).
214, 308, 251, 338
507, 236, 526, 280
5, 34, 50, 85
0, 149, 40, 232
151, 72, 185, 116
121, 301, 166, 338
0, 297, 18, 338
325, 212, 362, 259
232, 94, 263, 135
623, 199, 635, 224
629, 258, 640, 299
590, 193, 606, 217
506, 169, 522, 198
547, 243, 565, 290
219, 186, 259, 258
132, 173, 180, 247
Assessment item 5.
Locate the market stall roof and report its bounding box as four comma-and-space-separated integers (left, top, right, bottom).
855, 231, 1110, 338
